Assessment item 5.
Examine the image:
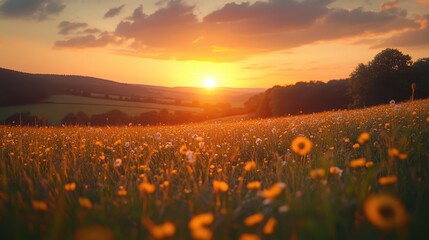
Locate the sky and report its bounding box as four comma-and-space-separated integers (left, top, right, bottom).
0, 0, 429, 88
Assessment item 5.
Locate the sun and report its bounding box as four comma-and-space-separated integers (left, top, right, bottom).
203, 77, 217, 89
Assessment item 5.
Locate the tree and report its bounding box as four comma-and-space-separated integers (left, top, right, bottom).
411, 58, 429, 99
349, 48, 412, 106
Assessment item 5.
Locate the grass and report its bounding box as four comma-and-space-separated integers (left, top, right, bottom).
0, 99, 428, 239
0, 95, 203, 125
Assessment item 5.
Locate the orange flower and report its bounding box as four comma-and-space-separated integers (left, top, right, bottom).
78, 197, 93, 209
364, 194, 408, 230
213, 180, 229, 193
65, 182, 76, 192
189, 213, 214, 230
244, 161, 257, 171
365, 161, 374, 168
262, 183, 284, 200
349, 158, 366, 168
378, 176, 398, 185
190, 227, 212, 240
291, 137, 313, 156
244, 213, 264, 226
239, 234, 260, 240
246, 181, 261, 190
139, 182, 156, 194
357, 132, 370, 144
31, 200, 48, 211
263, 217, 277, 235
149, 222, 176, 239
309, 168, 326, 180
329, 166, 343, 176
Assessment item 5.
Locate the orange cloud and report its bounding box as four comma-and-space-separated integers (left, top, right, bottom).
54, 0, 421, 62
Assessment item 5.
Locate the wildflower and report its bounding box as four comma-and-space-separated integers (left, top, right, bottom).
95, 141, 103, 147
426, 117, 429, 122
196, 136, 204, 142
198, 142, 205, 148
357, 132, 370, 145
388, 148, 399, 159
349, 158, 366, 168
74, 225, 114, 240
149, 222, 176, 239
263, 217, 277, 235
65, 182, 76, 192
291, 136, 313, 156
114, 139, 122, 146
344, 138, 350, 143
398, 153, 408, 160
378, 176, 398, 185
117, 186, 127, 196
139, 182, 156, 194
213, 180, 229, 193
255, 138, 262, 145
239, 234, 260, 240
31, 200, 48, 211
309, 168, 326, 180
389, 100, 395, 105
262, 183, 284, 200
180, 145, 187, 154
244, 161, 257, 171
78, 197, 93, 209
352, 143, 360, 149
190, 227, 212, 240
246, 181, 261, 190
244, 213, 264, 226
186, 151, 195, 163
189, 213, 214, 230
329, 166, 343, 176
155, 132, 162, 140
114, 158, 122, 168
365, 161, 374, 168
363, 194, 408, 230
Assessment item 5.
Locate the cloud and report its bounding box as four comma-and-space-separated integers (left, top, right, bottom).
104, 5, 125, 19
381, 0, 398, 11
416, 0, 429, 5
54, 0, 422, 62
0, 0, 65, 20
54, 32, 118, 48
58, 21, 88, 35
374, 16, 429, 47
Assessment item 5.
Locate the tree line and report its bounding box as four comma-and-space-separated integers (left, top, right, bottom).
247, 48, 429, 118
2, 105, 246, 126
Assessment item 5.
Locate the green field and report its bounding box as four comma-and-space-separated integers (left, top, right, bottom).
0, 95, 203, 125
0, 99, 428, 239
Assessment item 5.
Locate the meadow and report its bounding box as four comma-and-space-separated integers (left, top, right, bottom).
0, 95, 203, 125
0, 99, 428, 240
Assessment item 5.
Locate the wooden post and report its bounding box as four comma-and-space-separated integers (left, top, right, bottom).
411, 82, 416, 101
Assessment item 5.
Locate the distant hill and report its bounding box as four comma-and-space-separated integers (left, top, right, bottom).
0, 68, 264, 107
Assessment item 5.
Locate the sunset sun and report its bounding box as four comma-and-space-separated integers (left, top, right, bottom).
203, 77, 217, 89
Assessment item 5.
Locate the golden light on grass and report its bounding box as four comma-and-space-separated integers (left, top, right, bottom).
364, 194, 408, 230
291, 136, 313, 156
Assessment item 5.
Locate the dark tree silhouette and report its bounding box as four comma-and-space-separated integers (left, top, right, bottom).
349, 48, 412, 107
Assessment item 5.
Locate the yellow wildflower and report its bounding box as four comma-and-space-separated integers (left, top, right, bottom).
310, 168, 326, 180
262, 183, 284, 200
139, 182, 156, 194
244, 161, 257, 171
213, 180, 229, 193
246, 181, 261, 190
239, 234, 260, 240
188, 213, 214, 230
378, 176, 398, 185
263, 217, 276, 235
65, 182, 76, 192
349, 158, 366, 168
31, 200, 48, 211
364, 194, 408, 230
291, 137, 313, 156
357, 132, 370, 144
244, 213, 264, 227
78, 197, 93, 209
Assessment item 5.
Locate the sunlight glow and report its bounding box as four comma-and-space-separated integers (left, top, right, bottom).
203, 77, 217, 89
